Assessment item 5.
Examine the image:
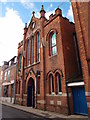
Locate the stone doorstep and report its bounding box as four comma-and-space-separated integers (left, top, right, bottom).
0, 101, 89, 119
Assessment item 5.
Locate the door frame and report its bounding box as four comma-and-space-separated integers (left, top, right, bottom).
27, 78, 35, 107
72, 85, 88, 115
66, 81, 88, 115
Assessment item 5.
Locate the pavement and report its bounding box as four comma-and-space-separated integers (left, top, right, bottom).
0, 101, 90, 120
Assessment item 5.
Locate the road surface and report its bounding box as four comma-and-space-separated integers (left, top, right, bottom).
1, 104, 65, 120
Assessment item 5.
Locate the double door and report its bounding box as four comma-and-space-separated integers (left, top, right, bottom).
72, 86, 88, 115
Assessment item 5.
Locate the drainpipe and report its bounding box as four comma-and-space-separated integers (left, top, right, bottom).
14, 61, 17, 104
66, 81, 71, 115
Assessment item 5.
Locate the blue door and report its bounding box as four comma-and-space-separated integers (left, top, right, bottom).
72, 86, 88, 115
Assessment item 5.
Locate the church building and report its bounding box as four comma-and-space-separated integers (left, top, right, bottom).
15, 5, 88, 115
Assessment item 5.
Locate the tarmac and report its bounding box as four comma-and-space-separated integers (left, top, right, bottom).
0, 101, 90, 120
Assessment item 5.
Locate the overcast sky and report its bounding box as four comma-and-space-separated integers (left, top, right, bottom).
0, 1, 74, 65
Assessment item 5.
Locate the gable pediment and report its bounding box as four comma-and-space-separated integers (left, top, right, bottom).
26, 68, 36, 80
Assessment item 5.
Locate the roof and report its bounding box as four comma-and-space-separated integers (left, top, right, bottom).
8, 56, 17, 62
66, 74, 83, 84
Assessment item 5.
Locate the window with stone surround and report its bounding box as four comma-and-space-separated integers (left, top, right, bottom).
27, 39, 29, 66
32, 36, 34, 64
19, 54, 22, 70
55, 72, 61, 94
50, 33, 57, 56
49, 74, 54, 94
37, 32, 40, 62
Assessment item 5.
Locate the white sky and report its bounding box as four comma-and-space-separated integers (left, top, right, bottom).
0, 7, 24, 65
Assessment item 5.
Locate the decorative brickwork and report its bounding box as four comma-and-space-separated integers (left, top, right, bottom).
71, 1, 90, 115
15, 5, 84, 115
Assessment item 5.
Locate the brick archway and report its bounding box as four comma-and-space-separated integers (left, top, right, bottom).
27, 77, 35, 107
26, 68, 36, 94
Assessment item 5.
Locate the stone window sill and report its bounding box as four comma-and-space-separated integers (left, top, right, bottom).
49, 54, 57, 59
24, 61, 40, 69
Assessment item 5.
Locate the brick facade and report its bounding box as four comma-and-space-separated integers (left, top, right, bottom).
15, 6, 82, 115
71, 1, 90, 115
1, 57, 17, 103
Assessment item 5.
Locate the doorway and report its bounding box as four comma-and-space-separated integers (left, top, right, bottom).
72, 86, 88, 115
11, 84, 13, 103
27, 78, 35, 108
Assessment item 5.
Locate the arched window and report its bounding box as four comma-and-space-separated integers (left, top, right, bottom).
49, 74, 54, 94
50, 33, 57, 55
27, 39, 29, 66
32, 36, 34, 64
37, 32, 40, 62
55, 73, 61, 93
37, 76, 40, 94
19, 54, 22, 70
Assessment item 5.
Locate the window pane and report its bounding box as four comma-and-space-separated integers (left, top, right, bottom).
32, 37, 34, 64
37, 32, 40, 62
19, 55, 22, 69
50, 75, 54, 93
4, 85, 8, 97
57, 74, 61, 92
38, 53, 40, 62
8, 70, 10, 82
51, 33, 56, 46
27, 40, 29, 66
4, 72, 7, 80
51, 33, 57, 55
52, 78, 54, 92
52, 46, 57, 55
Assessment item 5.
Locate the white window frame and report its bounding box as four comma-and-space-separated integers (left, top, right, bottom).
4, 72, 7, 80
51, 33, 57, 56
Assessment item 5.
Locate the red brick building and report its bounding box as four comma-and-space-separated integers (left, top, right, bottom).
70, 1, 90, 115
1, 56, 17, 103
15, 5, 88, 115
